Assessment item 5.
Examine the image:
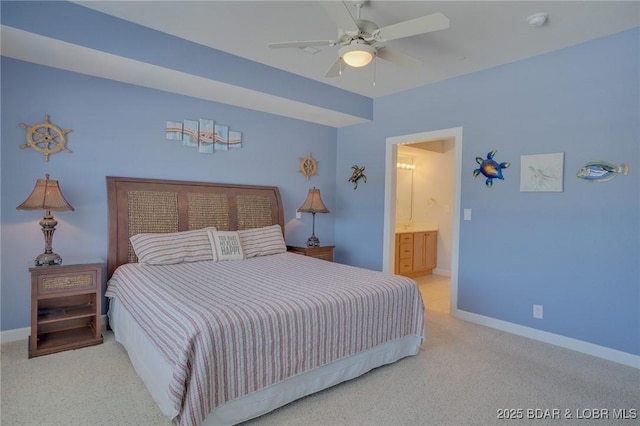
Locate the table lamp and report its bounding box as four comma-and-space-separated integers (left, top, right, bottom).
16, 174, 74, 266
297, 187, 329, 247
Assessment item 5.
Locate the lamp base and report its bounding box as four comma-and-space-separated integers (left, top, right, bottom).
34, 211, 63, 266
306, 235, 320, 247
35, 252, 63, 267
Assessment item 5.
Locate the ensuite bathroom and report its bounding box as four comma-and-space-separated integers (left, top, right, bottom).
395, 138, 455, 278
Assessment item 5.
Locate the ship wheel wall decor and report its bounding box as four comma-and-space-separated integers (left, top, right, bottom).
20, 114, 72, 161
299, 153, 318, 181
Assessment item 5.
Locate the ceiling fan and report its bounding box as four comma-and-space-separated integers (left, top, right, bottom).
268, 0, 450, 78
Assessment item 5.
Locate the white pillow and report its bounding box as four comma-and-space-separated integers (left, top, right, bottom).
238, 224, 286, 258
207, 230, 244, 261
130, 227, 217, 265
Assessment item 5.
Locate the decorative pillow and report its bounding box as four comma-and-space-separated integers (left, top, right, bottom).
238, 224, 286, 258
130, 227, 217, 265
207, 230, 245, 261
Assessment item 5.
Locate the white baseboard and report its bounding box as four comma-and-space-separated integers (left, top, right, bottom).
1, 315, 109, 344
452, 308, 640, 369
1, 326, 30, 343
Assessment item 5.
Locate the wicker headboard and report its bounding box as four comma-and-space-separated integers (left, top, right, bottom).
106, 176, 284, 278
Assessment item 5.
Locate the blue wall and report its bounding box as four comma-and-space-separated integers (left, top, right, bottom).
1, 58, 337, 331
335, 28, 639, 356
1, 1, 638, 359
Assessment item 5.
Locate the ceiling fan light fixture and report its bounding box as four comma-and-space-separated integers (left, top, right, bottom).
339, 42, 376, 67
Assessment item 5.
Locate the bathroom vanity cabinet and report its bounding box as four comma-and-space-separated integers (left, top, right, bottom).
395, 231, 437, 277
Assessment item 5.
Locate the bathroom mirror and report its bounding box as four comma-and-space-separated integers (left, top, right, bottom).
396, 156, 414, 222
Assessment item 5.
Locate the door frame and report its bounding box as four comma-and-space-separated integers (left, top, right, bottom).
383, 127, 463, 314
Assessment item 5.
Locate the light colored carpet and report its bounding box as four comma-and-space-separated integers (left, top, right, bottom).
2, 277, 638, 425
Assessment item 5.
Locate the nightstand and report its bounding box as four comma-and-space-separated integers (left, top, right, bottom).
287, 245, 335, 262
29, 260, 104, 358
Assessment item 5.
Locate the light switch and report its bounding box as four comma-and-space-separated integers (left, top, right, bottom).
464, 209, 472, 221
296, 211, 302, 219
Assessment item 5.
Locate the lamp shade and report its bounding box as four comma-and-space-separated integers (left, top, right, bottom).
340, 42, 376, 68
17, 174, 74, 212
297, 188, 329, 214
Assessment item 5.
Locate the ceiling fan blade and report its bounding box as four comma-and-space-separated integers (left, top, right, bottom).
375, 12, 449, 42
376, 47, 423, 69
321, 1, 361, 33
268, 40, 334, 49
325, 58, 343, 78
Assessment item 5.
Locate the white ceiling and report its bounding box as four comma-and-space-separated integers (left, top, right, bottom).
75, 1, 640, 99
4, 1, 637, 127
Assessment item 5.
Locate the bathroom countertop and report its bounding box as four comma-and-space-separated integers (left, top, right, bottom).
395, 226, 438, 233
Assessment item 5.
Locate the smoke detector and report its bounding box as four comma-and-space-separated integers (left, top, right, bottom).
527, 13, 548, 27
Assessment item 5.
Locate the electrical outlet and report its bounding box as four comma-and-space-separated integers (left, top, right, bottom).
533, 304, 543, 319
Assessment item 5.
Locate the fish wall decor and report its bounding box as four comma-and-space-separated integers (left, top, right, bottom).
577, 161, 629, 182
473, 150, 510, 188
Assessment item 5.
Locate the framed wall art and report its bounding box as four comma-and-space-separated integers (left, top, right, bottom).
214, 124, 228, 151
199, 119, 214, 153
229, 130, 242, 149
166, 117, 243, 154
165, 121, 183, 141
182, 119, 199, 148
520, 152, 564, 192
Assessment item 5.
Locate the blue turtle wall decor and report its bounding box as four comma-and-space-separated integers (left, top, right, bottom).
473, 150, 510, 188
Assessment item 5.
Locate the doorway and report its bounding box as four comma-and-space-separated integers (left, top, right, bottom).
383, 127, 462, 314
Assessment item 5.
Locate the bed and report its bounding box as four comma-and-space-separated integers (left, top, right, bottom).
105, 176, 425, 426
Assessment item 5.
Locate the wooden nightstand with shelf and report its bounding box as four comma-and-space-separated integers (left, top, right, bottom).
29, 261, 104, 358
287, 245, 335, 262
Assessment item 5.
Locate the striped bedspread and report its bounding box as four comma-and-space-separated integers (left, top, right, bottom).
105, 252, 425, 426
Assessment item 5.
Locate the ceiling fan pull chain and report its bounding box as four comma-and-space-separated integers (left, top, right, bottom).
373, 57, 377, 86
